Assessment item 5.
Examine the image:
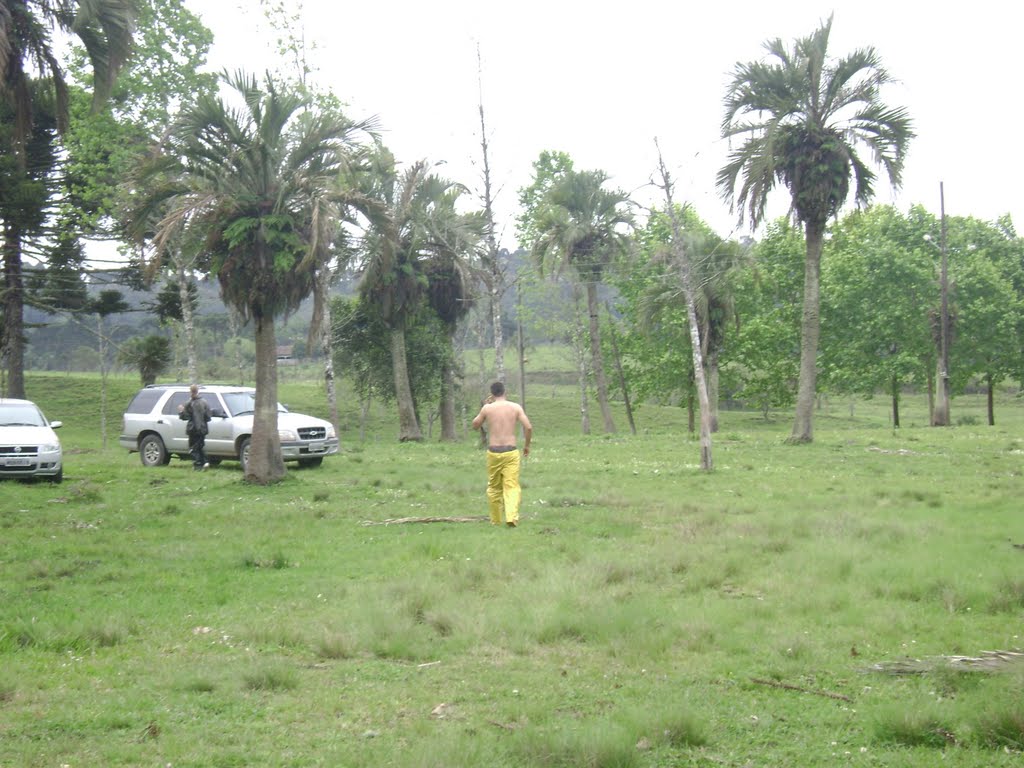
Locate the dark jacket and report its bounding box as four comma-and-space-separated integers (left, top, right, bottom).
180, 396, 211, 435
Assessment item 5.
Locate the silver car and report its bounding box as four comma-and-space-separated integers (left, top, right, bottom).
0, 398, 63, 483
119, 385, 338, 472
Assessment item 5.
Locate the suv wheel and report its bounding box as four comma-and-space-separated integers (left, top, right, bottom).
238, 437, 251, 474
140, 434, 170, 467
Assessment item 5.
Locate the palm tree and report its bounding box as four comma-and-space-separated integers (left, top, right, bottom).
532, 168, 633, 433
423, 193, 487, 441
357, 150, 480, 442
129, 70, 368, 483
0, 0, 135, 398
118, 334, 171, 385
0, 1, 135, 141
717, 15, 913, 442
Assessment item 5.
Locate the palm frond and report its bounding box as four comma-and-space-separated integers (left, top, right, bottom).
719, 14, 912, 229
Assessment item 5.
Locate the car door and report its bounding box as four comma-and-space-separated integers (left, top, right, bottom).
204, 393, 234, 457
159, 392, 191, 453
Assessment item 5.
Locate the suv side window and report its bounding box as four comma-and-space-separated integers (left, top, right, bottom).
126, 389, 165, 414
161, 392, 191, 416
205, 394, 227, 415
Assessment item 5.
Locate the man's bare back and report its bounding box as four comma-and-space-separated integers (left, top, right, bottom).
473, 395, 532, 456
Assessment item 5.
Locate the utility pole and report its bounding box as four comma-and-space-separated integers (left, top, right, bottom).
933, 182, 951, 426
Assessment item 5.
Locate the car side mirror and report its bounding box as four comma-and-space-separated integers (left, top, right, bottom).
211, 409, 227, 418
49, 421, 63, 429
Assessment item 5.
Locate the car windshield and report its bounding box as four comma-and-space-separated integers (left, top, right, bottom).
220, 392, 286, 417
0, 404, 46, 427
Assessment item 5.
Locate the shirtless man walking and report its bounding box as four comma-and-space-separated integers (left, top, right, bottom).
472, 381, 533, 527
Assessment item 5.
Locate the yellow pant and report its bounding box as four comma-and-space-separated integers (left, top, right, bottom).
486, 449, 521, 525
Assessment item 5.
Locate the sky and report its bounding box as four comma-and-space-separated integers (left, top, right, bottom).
184, 0, 1021, 250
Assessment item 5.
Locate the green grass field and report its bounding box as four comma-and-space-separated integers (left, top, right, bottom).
2, 371, 1022, 767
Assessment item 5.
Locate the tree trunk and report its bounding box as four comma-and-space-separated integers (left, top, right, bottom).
576, 341, 591, 436
359, 393, 370, 443
585, 280, 615, 433
987, 372, 995, 426
932, 356, 951, 426
790, 219, 825, 443
98, 315, 108, 450
248, 313, 286, 484
476, 53, 505, 385
2, 221, 26, 398
925, 365, 935, 424
474, 309, 489, 449
491, 286, 505, 383
439, 335, 458, 441
655, 148, 712, 469
891, 375, 901, 428
605, 304, 636, 435
932, 187, 951, 427
687, 387, 695, 434
323, 348, 339, 434
682, 293, 712, 470
391, 326, 422, 441
452, 317, 470, 440
517, 287, 527, 410
707, 352, 720, 433
474, 309, 488, 390
312, 265, 340, 433
174, 257, 198, 385
572, 286, 591, 435
228, 307, 247, 386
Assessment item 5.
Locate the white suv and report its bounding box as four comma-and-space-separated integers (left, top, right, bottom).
119, 385, 338, 472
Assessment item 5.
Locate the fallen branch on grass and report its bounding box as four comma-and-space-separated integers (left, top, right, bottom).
360, 515, 489, 526
750, 678, 853, 702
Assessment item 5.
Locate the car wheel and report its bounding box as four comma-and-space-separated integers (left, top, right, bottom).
49, 467, 63, 484
299, 457, 323, 468
139, 434, 169, 467
238, 437, 251, 474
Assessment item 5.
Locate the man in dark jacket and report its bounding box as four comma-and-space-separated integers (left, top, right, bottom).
178, 384, 212, 470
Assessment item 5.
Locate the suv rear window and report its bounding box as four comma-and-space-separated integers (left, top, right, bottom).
161, 392, 191, 415
125, 389, 165, 414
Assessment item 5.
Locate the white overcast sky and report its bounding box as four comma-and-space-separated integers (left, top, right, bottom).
185, 0, 1020, 249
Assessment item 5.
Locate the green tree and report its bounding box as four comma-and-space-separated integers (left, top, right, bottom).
146, 278, 198, 325
1, 83, 60, 396
356, 150, 476, 442
0, 0, 136, 398
119, 334, 171, 385
730, 220, 804, 417
516, 150, 574, 255
331, 296, 449, 440
622, 205, 744, 433
529, 167, 634, 433
130, 71, 369, 483
62, 1, 213, 234
718, 15, 913, 442
943, 216, 1022, 425
62, 0, 216, 383
821, 206, 934, 427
